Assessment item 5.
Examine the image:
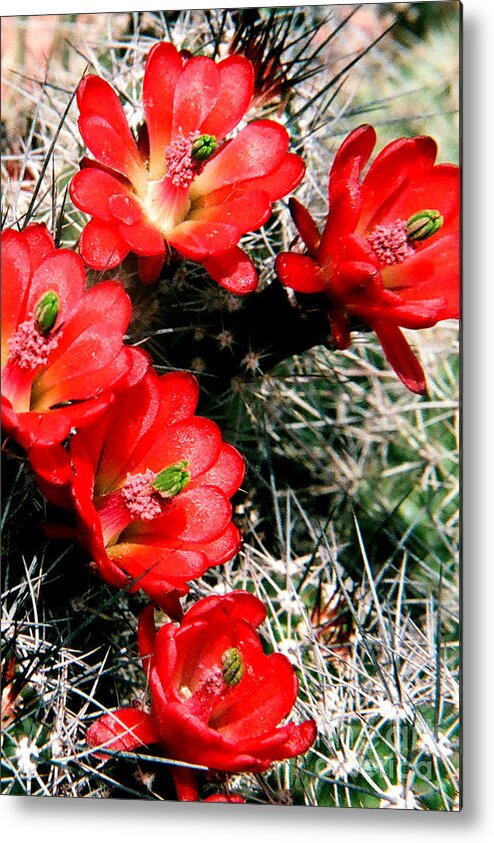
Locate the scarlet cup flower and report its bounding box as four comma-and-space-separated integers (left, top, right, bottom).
1, 223, 148, 450
48, 369, 244, 610
87, 592, 317, 801
275, 125, 459, 394
70, 41, 305, 292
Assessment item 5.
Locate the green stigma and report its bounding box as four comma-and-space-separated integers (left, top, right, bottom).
191, 134, 217, 162
153, 460, 190, 499
34, 291, 59, 334
221, 648, 244, 687
406, 209, 443, 242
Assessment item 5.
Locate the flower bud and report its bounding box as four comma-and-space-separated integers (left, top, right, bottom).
191, 134, 217, 162
34, 291, 59, 334
153, 460, 190, 499
221, 648, 244, 687
406, 210, 443, 242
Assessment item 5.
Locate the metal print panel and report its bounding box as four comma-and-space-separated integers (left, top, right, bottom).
1, 2, 460, 809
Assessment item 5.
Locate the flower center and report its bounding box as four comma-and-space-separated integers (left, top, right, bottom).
7, 319, 59, 371
165, 132, 196, 188
164, 132, 217, 189
367, 219, 415, 267
121, 469, 162, 521
120, 461, 191, 522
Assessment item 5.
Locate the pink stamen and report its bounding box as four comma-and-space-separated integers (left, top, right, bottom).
8, 319, 59, 371
121, 469, 162, 521
367, 219, 415, 267
165, 132, 200, 189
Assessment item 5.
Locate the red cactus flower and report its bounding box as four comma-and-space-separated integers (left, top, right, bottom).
1, 223, 148, 450
202, 793, 245, 803
69, 41, 305, 293
45, 369, 245, 611
86, 592, 317, 801
275, 125, 460, 394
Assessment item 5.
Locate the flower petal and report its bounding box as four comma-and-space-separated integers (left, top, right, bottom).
118, 218, 166, 257
358, 135, 438, 231
126, 485, 232, 544
275, 252, 326, 293
190, 189, 271, 234
210, 652, 298, 739
77, 75, 144, 187
1, 230, 32, 358
24, 250, 86, 324
107, 542, 209, 595
32, 282, 133, 407
191, 120, 290, 196
79, 219, 131, 270
3, 394, 113, 450
169, 220, 240, 260
143, 42, 184, 179
202, 247, 258, 295
372, 321, 427, 395
70, 167, 134, 222
188, 442, 245, 497
288, 198, 321, 256
87, 708, 160, 758
200, 55, 254, 140
381, 232, 459, 323
131, 416, 223, 480
172, 56, 220, 137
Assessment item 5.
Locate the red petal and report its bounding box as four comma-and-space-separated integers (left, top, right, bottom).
189, 442, 245, 497
194, 153, 304, 209
200, 55, 254, 140
172, 56, 220, 136
191, 120, 290, 196
210, 652, 298, 739
138, 604, 157, 665
79, 219, 130, 270
132, 415, 222, 479
369, 164, 459, 234
70, 168, 134, 222
77, 75, 144, 187
275, 253, 326, 293
169, 220, 240, 260
28, 442, 73, 506
289, 198, 320, 256
118, 218, 165, 257
33, 282, 133, 407
24, 250, 86, 324
129, 485, 232, 544
107, 542, 209, 594
5, 394, 113, 450
96, 371, 199, 495
1, 229, 32, 355
143, 42, 184, 179
372, 321, 427, 394
190, 189, 271, 234
86, 708, 159, 757
171, 768, 200, 803
199, 522, 242, 567
358, 135, 438, 231
381, 233, 459, 323
247, 153, 305, 202
239, 719, 317, 762
317, 126, 377, 258
22, 223, 56, 271
183, 591, 266, 629
330, 124, 376, 191
155, 371, 200, 426
202, 247, 258, 295
138, 253, 166, 285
